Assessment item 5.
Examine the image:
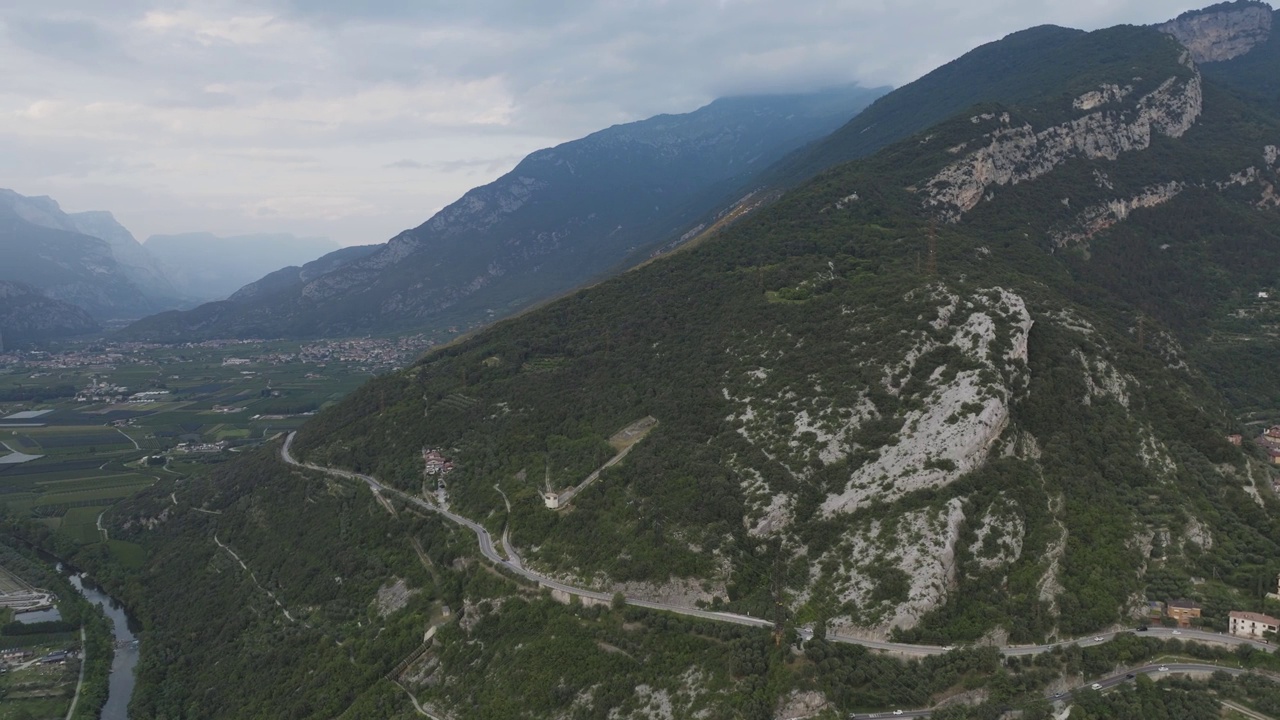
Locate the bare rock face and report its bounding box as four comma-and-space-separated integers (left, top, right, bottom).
922, 68, 1202, 222
1051, 181, 1187, 247
1159, 3, 1273, 63
776, 690, 830, 720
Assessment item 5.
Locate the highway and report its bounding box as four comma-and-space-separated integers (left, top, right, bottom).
279, 433, 1276, 661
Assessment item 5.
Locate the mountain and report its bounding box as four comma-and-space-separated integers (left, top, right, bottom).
0, 192, 164, 320
0, 281, 98, 348
125, 244, 383, 338
142, 232, 342, 302
226, 244, 381, 303
121, 85, 889, 341
1179, 1, 1280, 111
0, 190, 182, 305
52, 5, 1280, 719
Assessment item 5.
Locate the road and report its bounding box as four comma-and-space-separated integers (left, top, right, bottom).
279, 433, 1276, 662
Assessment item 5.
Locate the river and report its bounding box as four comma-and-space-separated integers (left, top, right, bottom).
66, 570, 139, 720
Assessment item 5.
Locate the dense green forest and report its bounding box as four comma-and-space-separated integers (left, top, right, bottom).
285, 23, 1280, 646
20, 10, 1280, 719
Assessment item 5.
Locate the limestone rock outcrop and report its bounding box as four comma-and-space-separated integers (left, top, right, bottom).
1159, 2, 1273, 63
922, 69, 1203, 222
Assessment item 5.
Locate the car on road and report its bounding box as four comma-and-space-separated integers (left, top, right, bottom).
893, 712, 904, 717
1158, 666, 1169, 671
1125, 673, 1135, 679
1137, 625, 1148, 631
1091, 683, 1102, 690
1172, 630, 1182, 635
1092, 636, 1104, 641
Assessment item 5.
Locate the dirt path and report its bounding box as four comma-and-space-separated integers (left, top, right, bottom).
62, 627, 86, 720
113, 427, 140, 451
392, 679, 449, 719
213, 534, 295, 622
1223, 700, 1276, 720
492, 485, 523, 569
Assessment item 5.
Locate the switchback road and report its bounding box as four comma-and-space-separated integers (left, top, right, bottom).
280, 433, 1275, 662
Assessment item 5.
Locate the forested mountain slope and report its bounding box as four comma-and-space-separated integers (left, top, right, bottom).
121, 86, 886, 341
0, 281, 98, 347
81, 7, 1280, 719
289, 22, 1280, 641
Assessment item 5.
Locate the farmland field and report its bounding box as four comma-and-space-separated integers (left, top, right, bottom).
0, 335, 425, 547
58, 506, 108, 544
0, 565, 33, 595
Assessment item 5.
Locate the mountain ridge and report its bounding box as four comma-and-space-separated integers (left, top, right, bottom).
120, 85, 889, 341
48, 5, 1280, 719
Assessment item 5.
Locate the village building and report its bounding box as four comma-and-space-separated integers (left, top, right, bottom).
1167, 599, 1202, 627
1229, 610, 1280, 640
1262, 426, 1280, 447
542, 491, 563, 510
422, 449, 455, 476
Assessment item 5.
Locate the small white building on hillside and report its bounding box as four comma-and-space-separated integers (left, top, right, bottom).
1229, 610, 1279, 640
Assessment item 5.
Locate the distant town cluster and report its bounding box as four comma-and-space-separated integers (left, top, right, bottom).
0, 335, 436, 374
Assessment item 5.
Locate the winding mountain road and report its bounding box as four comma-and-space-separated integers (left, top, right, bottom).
280, 433, 1275, 661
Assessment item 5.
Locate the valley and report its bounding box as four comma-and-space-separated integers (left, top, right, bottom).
0, 337, 427, 555
5, 1, 1280, 719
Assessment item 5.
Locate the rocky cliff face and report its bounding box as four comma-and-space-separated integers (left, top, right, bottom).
922, 62, 1203, 222
1159, 1, 1273, 63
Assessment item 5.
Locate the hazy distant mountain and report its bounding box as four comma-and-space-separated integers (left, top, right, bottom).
226, 244, 381, 303
0, 192, 163, 320
0, 189, 183, 310
123, 84, 888, 341
128, 244, 383, 338
143, 233, 342, 302
0, 280, 98, 348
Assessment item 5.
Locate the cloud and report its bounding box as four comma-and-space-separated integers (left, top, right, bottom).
0, 0, 1213, 246
384, 155, 524, 173
138, 10, 285, 45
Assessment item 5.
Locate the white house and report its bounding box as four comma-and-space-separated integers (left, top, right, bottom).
1229, 610, 1279, 640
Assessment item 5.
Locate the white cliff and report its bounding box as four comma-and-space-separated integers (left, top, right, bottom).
922, 69, 1203, 221
1159, 3, 1273, 63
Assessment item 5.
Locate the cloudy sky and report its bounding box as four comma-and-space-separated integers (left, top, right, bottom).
0, 0, 1206, 247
